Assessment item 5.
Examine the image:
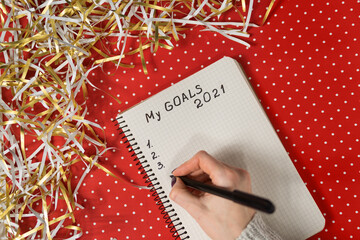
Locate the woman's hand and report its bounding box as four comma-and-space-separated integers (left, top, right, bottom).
169, 150, 255, 240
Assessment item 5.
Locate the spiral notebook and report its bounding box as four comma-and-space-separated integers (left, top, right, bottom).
115, 57, 325, 239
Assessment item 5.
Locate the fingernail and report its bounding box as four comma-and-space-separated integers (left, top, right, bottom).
171, 168, 177, 174
170, 175, 177, 187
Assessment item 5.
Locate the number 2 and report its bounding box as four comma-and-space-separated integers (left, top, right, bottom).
194, 99, 203, 108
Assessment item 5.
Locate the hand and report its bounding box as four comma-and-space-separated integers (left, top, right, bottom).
169, 151, 255, 240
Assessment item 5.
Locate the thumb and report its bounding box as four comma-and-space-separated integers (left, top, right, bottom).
169, 176, 204, 219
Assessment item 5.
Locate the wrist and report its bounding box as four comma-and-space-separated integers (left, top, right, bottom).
230, 210, 256, 240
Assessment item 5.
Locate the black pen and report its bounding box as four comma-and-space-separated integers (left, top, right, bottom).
173, 175, 275, 214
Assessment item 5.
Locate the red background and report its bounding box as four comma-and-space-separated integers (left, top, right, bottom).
18, 0, 359, 239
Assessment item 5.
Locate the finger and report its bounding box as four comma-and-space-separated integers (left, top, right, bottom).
189, 172, 211, 183
184, 169, 211, 183
173, 150, 226, 180
187, 169, 205, 178
182, 173, 211, 197
169, 177, 205, 219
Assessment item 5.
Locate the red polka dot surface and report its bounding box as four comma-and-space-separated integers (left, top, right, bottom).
77, 0, 359, 239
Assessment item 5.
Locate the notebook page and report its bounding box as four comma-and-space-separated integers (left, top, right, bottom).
117, 57, 325, 239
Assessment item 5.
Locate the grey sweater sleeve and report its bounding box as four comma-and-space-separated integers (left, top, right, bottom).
236, 213, 283, 240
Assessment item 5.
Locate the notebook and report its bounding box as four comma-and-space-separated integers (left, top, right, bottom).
115, 57, 325, 239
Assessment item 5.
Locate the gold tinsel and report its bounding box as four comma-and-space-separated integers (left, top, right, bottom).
0, 0, 274, 238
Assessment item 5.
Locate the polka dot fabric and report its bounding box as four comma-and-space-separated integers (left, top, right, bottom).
74, 0, 360, 239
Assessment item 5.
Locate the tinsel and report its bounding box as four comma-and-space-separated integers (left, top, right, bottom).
0, 0, 274, 238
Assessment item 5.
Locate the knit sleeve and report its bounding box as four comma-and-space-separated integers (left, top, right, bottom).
235, 213, 283, 240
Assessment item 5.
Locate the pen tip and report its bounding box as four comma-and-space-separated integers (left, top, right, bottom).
170, 175, 176, 187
